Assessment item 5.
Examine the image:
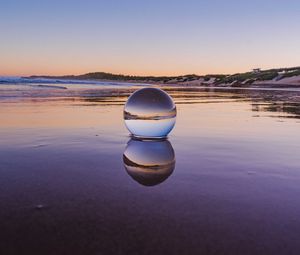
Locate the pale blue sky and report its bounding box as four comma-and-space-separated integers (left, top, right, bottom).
1, 0, 300, 75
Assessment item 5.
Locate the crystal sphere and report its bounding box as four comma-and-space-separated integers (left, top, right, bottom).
124, 88, 176, 138
123, 138, 175, 186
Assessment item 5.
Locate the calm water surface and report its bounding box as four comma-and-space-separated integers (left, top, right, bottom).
1, 84, 300, 255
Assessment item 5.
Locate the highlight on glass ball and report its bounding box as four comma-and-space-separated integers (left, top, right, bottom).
124, 87, 176, 139
123, 138, 175, 186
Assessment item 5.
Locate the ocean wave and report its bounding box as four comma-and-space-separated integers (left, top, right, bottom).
30, 84, 67, 89
0, 77, 147, 86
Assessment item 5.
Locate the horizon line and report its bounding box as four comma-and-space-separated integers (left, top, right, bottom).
2, 65, 300, 78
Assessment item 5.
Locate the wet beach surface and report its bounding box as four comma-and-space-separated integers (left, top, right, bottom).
1, 84, 300, 254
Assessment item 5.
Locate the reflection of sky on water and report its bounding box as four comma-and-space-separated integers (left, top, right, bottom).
2, 85, 300, 254
252, 101, 300, 119
2, 83, 300, 119
123, 138, 175, 186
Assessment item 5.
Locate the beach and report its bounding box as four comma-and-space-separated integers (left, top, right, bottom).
1, 81, 300, 254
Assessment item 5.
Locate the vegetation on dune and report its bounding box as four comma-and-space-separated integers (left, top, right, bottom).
281, 69, 300, 79
29, 72, 203, 83
28, 66, 300, 86
216, 67, 300, 85
217, 70, 278, 85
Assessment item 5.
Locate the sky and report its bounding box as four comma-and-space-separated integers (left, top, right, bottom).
1, 0, 300, 76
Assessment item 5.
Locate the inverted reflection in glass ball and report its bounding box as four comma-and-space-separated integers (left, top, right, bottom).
124, 88, 176, 138
123, 138, 175, 186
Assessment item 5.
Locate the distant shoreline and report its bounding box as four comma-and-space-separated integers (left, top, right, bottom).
25, 66, 300, 88
23, 76, 300, 89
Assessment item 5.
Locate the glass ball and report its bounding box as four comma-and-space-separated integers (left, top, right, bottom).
124, 88, 176, 138
123, 138, 175, 186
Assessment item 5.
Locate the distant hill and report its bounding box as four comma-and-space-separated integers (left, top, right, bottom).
27, 66, 300, 87
28, 72, 205, 83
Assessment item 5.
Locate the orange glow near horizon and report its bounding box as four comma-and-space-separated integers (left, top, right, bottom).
2, 62, 298, 77
1, 49, 299, 77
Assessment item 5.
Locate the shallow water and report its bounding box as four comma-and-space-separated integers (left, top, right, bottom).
1, 83, 300, 254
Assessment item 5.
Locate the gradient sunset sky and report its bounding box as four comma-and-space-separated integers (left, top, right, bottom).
1, 0, 300, 76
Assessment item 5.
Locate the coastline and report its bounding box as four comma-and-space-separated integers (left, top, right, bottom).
23, 72, 300, 89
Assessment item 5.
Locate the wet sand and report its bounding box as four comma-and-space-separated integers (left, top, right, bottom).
1, 84, 300, 254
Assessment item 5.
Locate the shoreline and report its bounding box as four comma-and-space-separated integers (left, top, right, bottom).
2, 75, 300, 90
22, 66, 300, 88
21, 75, 300, 89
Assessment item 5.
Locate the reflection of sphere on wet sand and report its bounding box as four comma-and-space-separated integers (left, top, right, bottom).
123, 138, 175, 186
124, 88, 176, 138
